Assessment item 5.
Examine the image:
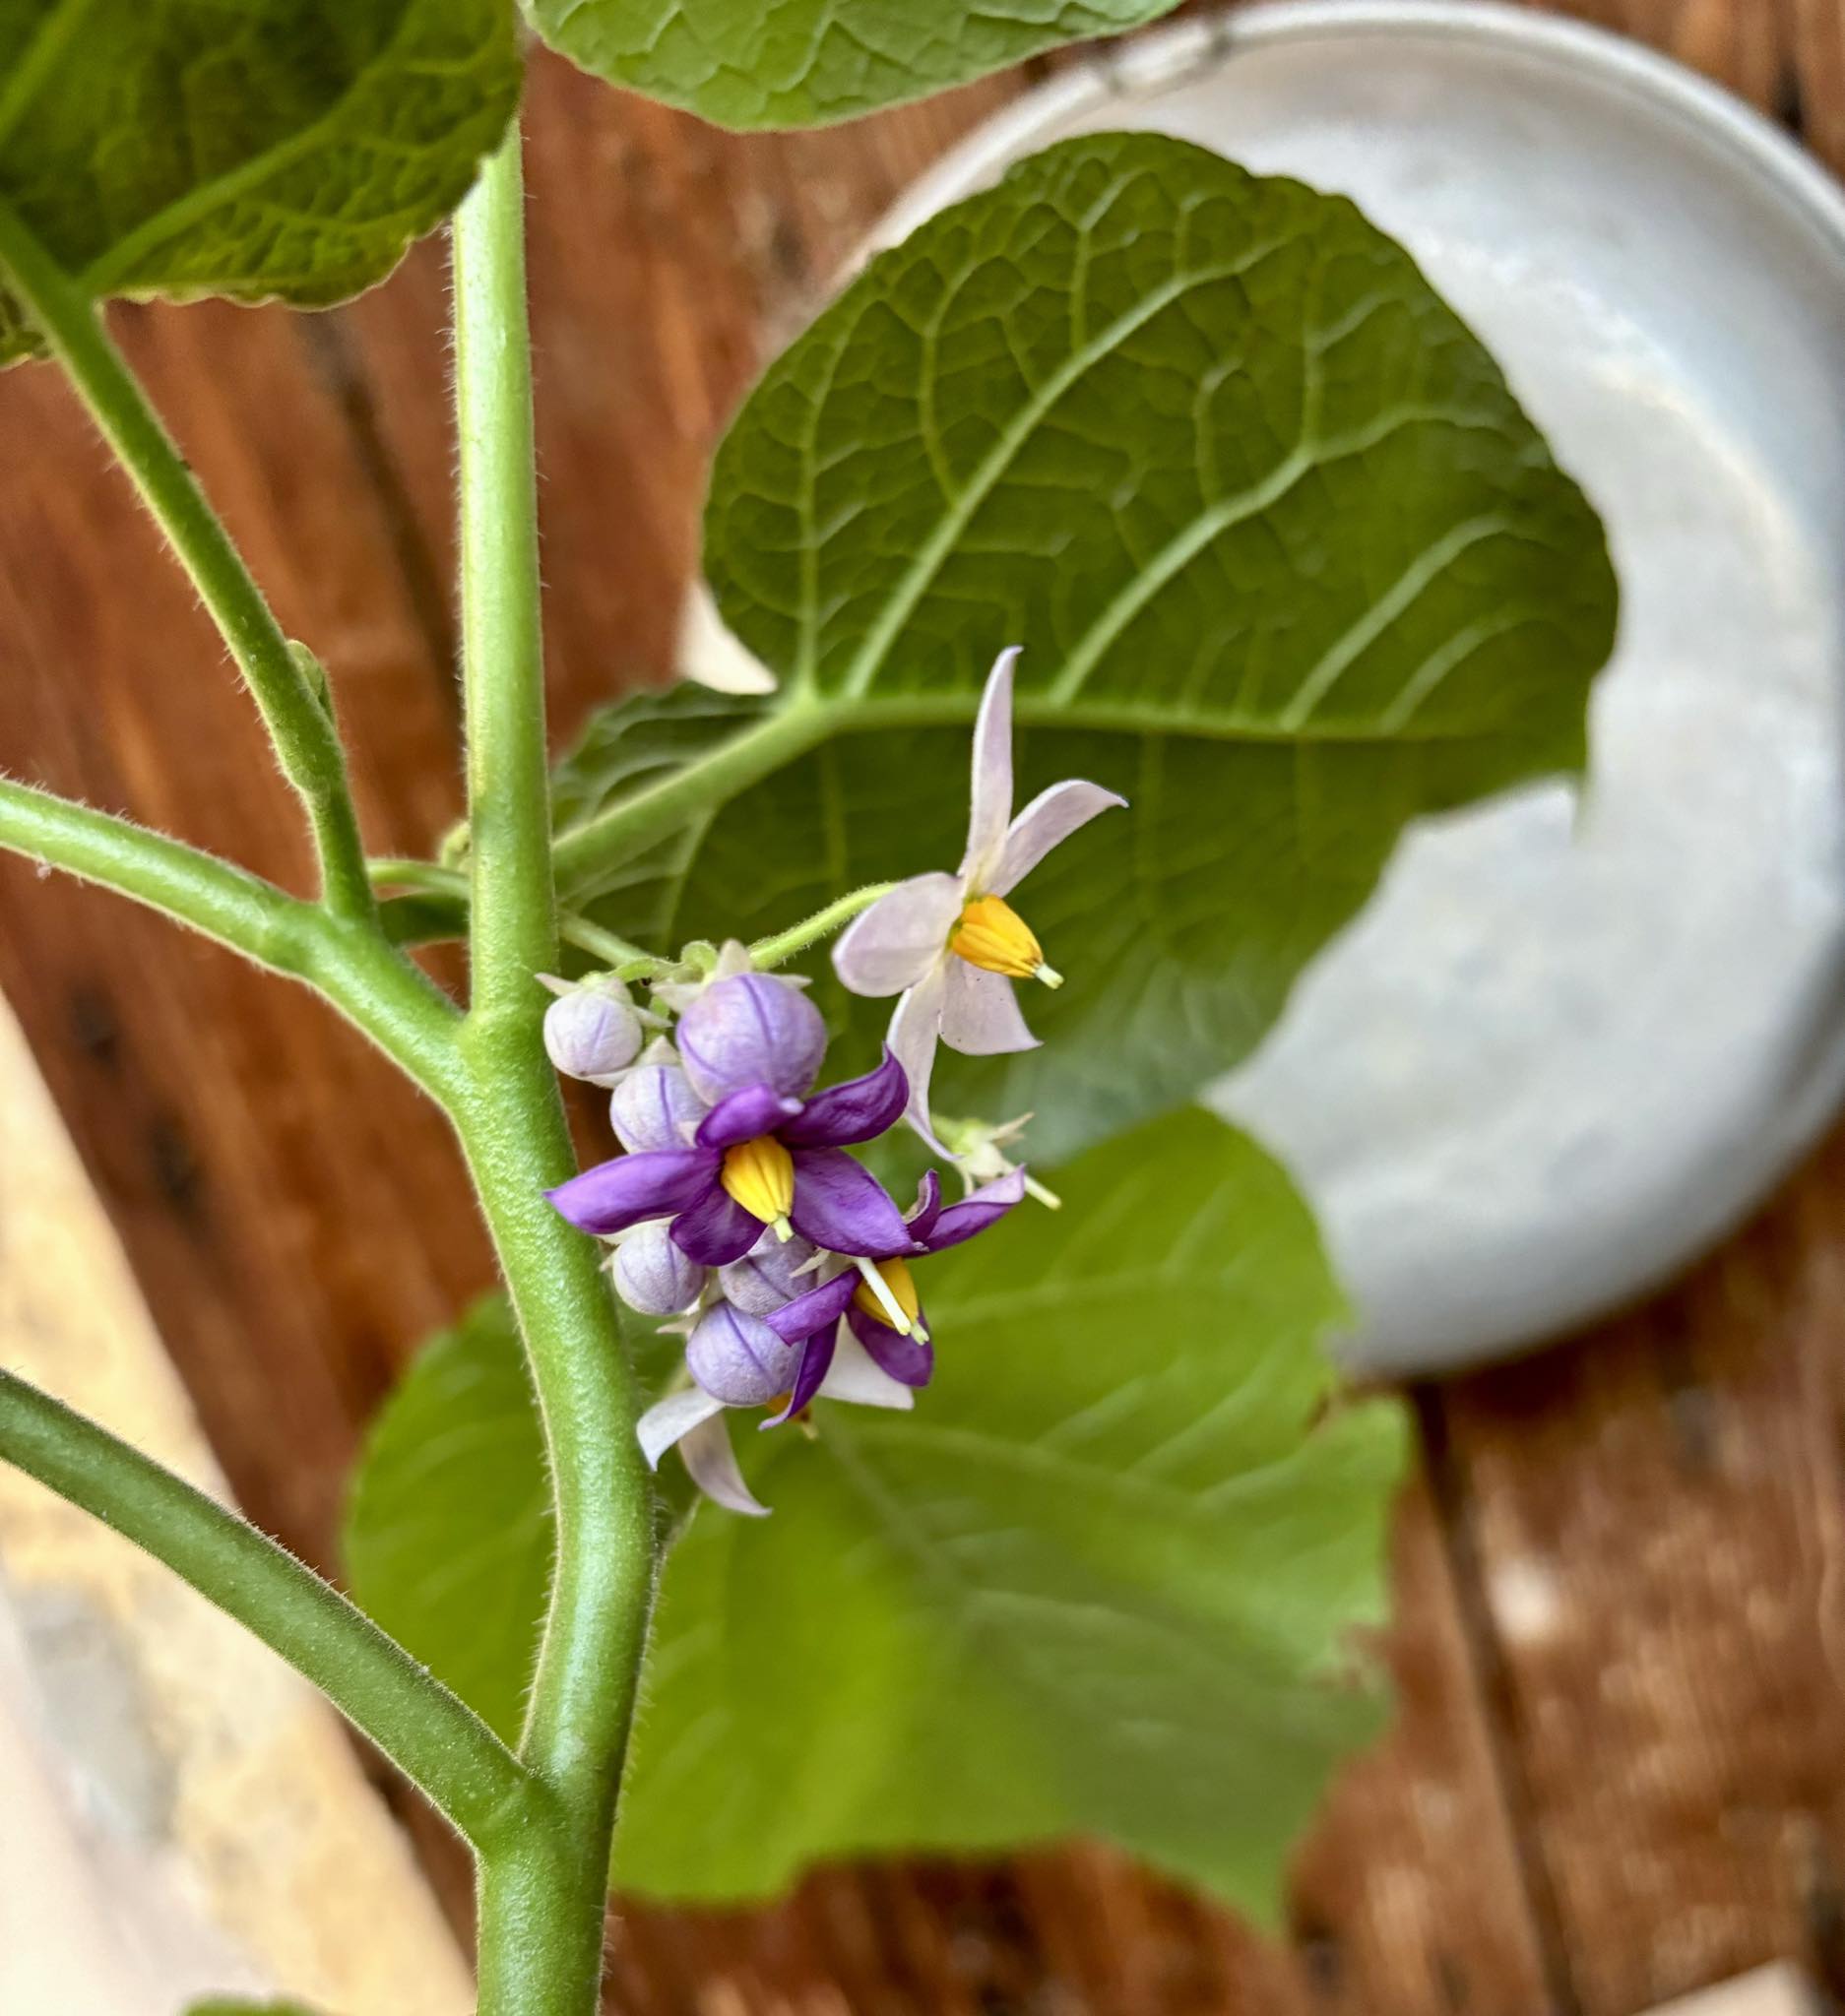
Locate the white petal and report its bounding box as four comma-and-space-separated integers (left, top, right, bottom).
636, 1387, 727, 1470
940, 960, 1039, 1055
958, 646, 1022, 890
677, 581, 778, 694
888, 964, 951, 1152
989, 779, 1127, 897
679, 1412, 771, 1517
817, 1329, 917, 1411
833, 873, 963, 996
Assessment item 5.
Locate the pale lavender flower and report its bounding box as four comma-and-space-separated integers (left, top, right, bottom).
610, 1222, 705, 1316
832, 648, 1123, 1146
673, 969, 827, 1104
541, 977, 644, 1086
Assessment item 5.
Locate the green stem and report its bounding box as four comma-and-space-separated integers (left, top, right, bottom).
0, 1369, 534, 1851
749, 881, 894, 969
451, 126, 658, 2015
0, 201, 377, 925
0, 777, 461, 1098
371, 856, 668, 976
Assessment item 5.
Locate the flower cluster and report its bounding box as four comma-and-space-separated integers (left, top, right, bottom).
542, 649, 1121, 1515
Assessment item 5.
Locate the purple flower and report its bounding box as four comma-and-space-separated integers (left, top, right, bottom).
610, 1222, 704, 1316
637, 1300, 918, 1518
759, 1168, 1027, 1425
608, 1056, 706, 1153
719, 1228, 819, 1315
546, 1048, 918, 1266
541, 979, 644, 1086
833, 648, 1123, 1149
674, 971, 826, 1104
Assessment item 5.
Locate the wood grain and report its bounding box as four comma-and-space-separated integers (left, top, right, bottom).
0, 5, 1838, 2010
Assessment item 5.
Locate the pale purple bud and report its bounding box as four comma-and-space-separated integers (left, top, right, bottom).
686, 1300, 800, 1407
611, 1224, 705, 1316
543, 987, 643, 1086
675, 973, 826, 1104
719, 1229, 819, 1316
608, 1060, 707, 1153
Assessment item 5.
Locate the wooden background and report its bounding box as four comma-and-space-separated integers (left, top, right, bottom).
2, 2, 1844, 2010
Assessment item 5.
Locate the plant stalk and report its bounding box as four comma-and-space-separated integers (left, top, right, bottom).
451, 123, 659, 2014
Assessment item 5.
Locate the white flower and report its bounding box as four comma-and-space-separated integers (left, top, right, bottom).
832, 647, 1123, 1148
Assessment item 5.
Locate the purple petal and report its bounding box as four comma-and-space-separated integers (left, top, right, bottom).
546, 1149, 715, 1236
609, 1062, 707, 1153
939, 961, 1038, 1056
778, 1047, 908, 1149
686, 1301, 800, 1406
817, 1329, 918, 1411
677, 972, 827, 1102
765, 1268, 859, 1343
788, 1148, 920, 1259
887, 965, 949, 1153
833, 874, 963, 997
908, 1168, 943, 1242
637, 1386, 727, 1469
922, 1168, 1028, 1250
695, 1082, 803, 1152
762, 1328, 838, 1428
679, 1411, 770, 1517
990, 778, 1126, 897
719, 1229, 819, 1316
958, 645, 1021, 891
848, 1303, 935, 1387
670, 1186, 766, 1267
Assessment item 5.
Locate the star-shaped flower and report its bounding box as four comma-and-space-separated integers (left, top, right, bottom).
833, 647, 1123, 1148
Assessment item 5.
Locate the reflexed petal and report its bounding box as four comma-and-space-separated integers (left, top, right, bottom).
989, 778, 1126, 897
762, 1328, 838, 1428
940, 961, 1039, 1056
817, 1328, 917, 1410
636, 1386, 727, 1470
546, 1149, 714, 1236
788, 1147, 920, 1258
959, 645, 1021, 890
922, 1167, 1028, 1250
679, 1411, 770, 1518
694, 1082, 803, 1152
887, 965, 949, 1152
833, 873, 964, 996
765, 1268, 859, 1343
779, 1046, 908, 1149
670, 1185, 766, 1266
848, 1303, 934, 1387
907, 1168, 943, 1242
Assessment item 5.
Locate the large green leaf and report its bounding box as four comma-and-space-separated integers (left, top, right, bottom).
344, 1110, 1406, 1912
0, 0, 521, 360
344, 1296, 551, 1746
551, 133, 1618, 1158
523, 0, 1184, 130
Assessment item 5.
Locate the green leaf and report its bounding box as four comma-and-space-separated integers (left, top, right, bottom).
522, 0, 1185, 130
0, 0, 522, 361
341, 1110, 1406, 1912
344, 1295, 551, 1747
552, 133, 1618, 1158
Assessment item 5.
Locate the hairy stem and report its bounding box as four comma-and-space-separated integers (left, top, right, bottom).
0, 202, 378, 924
0, 777, 461, 1098
452, 125, 658, 2014
749, 881, 895, 968
0, 1369, 534, 1850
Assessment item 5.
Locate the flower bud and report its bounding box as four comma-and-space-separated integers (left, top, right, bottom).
543, 984, 643, 1086
686, 1300, 799, 1407
608, 1060, 707, 1153
719, 1229, 819, 1316
676, 973, 826, 1103
611, 1224, 705, 1316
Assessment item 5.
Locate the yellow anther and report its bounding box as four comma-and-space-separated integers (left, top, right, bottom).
853, 1256, 922, 1332
949, 895, 1061, 987
720, 1135, 795, 1236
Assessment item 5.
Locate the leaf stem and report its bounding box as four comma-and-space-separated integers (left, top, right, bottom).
0, 776, 461, 1098
451, 124, 658, 2015
0, 200, 378, 925
371, 855, 670, 976
749, 881, 895, 969
0, 1368, 535, 1851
